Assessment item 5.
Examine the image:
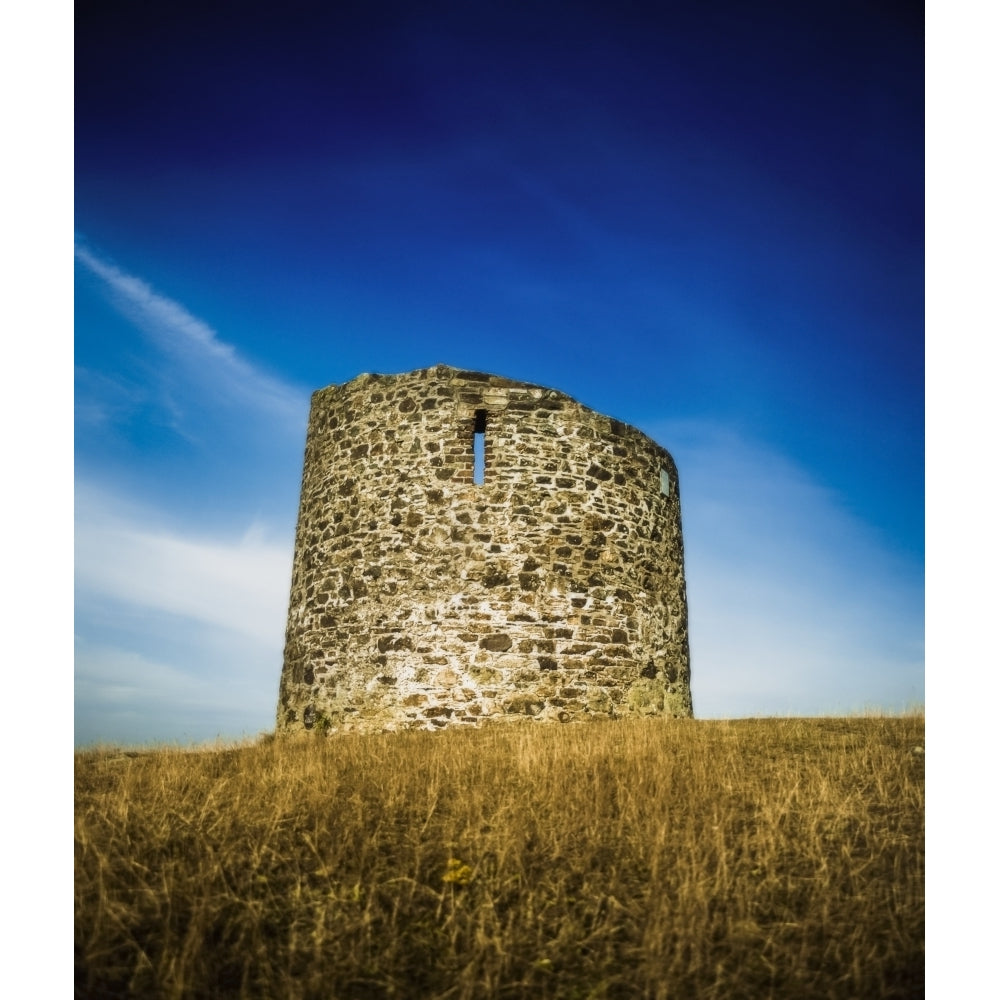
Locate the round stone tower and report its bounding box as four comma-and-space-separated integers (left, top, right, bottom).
277, 365, 692, 733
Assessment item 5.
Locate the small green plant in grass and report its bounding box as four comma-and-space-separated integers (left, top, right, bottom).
312, 710, 333, 734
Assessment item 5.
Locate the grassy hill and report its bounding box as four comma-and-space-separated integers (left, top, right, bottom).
75, 715, 924, 998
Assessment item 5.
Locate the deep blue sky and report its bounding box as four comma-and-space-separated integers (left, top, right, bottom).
74, 0, 924, 745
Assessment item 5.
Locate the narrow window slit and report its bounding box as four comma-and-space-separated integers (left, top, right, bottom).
659, 468, 671, 497
473, 409, 487, 485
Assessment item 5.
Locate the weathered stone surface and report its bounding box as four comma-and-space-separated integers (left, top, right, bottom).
480, 634, 514, 652
277, 364, 693, 734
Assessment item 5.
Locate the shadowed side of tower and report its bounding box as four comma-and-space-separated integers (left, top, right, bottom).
277, 364, 692, 733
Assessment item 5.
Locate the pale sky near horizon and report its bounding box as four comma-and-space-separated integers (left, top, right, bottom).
72, 0, 925, 746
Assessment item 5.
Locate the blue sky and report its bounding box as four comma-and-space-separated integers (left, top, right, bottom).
74, 0, 924, 746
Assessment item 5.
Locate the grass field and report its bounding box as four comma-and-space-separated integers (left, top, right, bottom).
75, 716, 924, 998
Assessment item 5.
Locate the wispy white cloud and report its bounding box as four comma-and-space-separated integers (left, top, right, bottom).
75, 482, 292, 645
74, 639, 278, 746
74, 480, 291, 745
74, 240, 309, 746
75, 644, 218, 710
74, 240, 307, 424
644, 420, 924, 716
73, 365, 148, 429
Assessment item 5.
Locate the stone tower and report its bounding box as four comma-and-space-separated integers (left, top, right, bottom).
277, 365, 692, 733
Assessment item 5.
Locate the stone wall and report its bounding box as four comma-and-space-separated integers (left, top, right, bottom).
277, 364, 692, 733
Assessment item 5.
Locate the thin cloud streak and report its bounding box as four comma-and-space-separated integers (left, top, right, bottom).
75, 483, 292, 645
75, 640, 279, 746
74, 243, 307, 746
74, 240, 307, 423
646, 420, 924, 716
688, 562, 923, 716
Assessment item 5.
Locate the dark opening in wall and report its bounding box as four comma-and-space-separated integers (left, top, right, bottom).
473, 409, 487, 485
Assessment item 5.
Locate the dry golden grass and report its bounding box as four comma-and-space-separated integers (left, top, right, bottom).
75, 716, 923, 999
